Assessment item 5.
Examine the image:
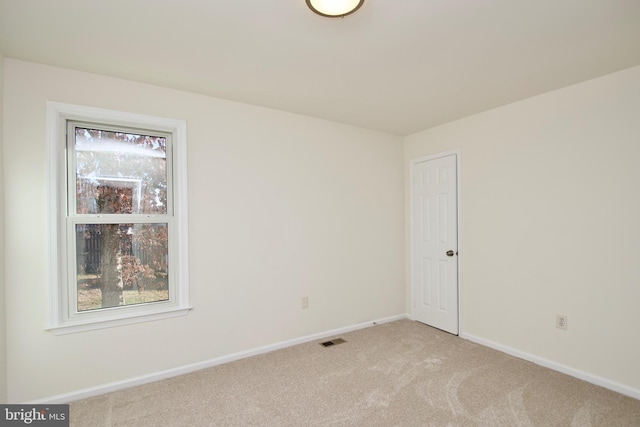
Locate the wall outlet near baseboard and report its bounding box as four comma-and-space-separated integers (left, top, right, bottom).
556, 314, 568, 330
301, 296, 309, 309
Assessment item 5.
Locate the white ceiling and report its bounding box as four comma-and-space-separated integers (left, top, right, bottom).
1, 0, 639, 136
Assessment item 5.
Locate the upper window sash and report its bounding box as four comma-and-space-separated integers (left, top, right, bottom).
66, 121, 174, 218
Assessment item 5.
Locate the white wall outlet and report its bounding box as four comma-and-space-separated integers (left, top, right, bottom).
301, 296, 309, 309
556, 314, 568, 330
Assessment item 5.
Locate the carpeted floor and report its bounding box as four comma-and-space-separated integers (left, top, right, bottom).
69, 319, 640, 426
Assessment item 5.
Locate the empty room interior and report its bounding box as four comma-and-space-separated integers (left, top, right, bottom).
1, 0, 640, 424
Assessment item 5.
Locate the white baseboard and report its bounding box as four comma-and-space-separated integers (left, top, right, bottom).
460, 332, 640, 401
29, 313, 409, 404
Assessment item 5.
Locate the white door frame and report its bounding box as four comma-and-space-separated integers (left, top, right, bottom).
409, 148, 462, 334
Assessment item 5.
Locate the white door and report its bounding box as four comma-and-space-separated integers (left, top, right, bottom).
411, 153, 459, 334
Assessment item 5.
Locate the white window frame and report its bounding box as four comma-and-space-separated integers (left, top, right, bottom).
47, 102, 191, 334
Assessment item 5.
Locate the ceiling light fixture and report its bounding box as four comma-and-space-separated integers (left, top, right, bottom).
306, 0, 365, 18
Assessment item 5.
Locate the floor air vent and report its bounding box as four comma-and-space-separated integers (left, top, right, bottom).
320, 338, 346, 347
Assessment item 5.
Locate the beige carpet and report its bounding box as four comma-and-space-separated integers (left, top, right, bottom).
69, 319, 640, 426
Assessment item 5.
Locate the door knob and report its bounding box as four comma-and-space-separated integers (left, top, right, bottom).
446, 250, 455, 257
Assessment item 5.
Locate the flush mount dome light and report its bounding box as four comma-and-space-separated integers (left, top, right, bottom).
306, 0, 365, 17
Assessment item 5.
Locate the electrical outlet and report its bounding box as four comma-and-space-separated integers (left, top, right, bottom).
301, 296, 309, 309
556, 314, 568, 330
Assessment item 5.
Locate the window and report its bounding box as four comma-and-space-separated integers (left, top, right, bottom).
47, 103, 190, 334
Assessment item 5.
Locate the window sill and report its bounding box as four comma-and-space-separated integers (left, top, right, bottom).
48, 306, 192, 335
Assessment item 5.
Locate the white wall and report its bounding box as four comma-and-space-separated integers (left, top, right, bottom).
3, 59, 405, 402
0, 52, 7, 403
405, 65, 640, 393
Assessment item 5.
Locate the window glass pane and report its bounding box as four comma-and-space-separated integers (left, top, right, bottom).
76, 223, 169, 311
75, 127, 167, 214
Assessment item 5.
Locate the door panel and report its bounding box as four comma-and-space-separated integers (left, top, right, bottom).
412, 154, 459, 334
